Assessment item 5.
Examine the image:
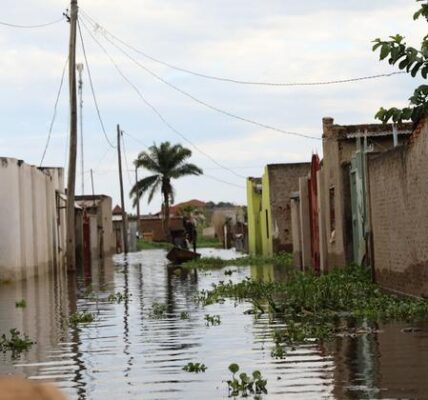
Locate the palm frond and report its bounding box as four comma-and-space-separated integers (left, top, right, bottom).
170, 163, 203, 178
130, 174, 160, 206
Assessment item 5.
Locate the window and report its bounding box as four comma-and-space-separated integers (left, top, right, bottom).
265, 209, 269, 239
329, 187, 336, 233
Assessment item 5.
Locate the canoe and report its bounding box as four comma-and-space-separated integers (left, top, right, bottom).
166, 247, 201, 264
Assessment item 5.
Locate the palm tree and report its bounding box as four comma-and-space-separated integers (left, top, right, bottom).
130, 142, 203, 236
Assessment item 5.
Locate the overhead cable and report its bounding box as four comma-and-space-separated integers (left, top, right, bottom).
121, 132, 136, 186
40, 56, 68, 166
203, 173, 245, 189
80, 10, 405, 87
79, 17, 246, 180
80, 14, 320, 141
77, 19, 116, 148
0, 16, 64, 29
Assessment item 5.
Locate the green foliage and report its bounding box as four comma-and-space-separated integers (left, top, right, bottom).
373, 1, 428, 123
0, 329, 34, 357
69, 311, 95, 325
204, 314, 221, 326
182, 362, 207, 373
227, 363, 268, 398
150, 302, 168, 318
199, 266, 428, 352
180, 311, 190, 320
15, 299, 27, 308
137, 240, 173, 250
183, 252, 292, 269
107, 292, 129, 303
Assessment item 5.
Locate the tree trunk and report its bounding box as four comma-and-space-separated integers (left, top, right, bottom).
163, 190, 170, 241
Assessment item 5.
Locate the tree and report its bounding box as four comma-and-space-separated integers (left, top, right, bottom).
372, 0, 428, 123
130, 142, 203, 235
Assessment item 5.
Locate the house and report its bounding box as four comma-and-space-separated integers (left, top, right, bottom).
0, 158, 66, 281
139, 215, 184, 242
247, 163, 310, 257
75, 195, 115, 263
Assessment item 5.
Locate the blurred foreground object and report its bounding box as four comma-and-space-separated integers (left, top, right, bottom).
0, 377, 66, 400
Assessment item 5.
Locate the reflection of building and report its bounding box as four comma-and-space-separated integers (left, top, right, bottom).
0, 158, 66, 281
247, 163, 310, 256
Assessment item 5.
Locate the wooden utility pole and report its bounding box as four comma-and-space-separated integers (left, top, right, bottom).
135, 166, 141, 237
117, 124, 128, 253
66, 0, 78, 272
90, 168, 95, 207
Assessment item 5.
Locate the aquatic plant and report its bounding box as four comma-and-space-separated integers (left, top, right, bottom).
180, 311, 190, 320
198, 266, 428, 351
107, 292, 129, 303
182, 362, 207, 373
150, 302, 168, 318
15, 299, 27, 308
227, 363, 268, 398
0, 329, 34, 357
183, 252, 292, 269
69, 311, 95, 325
204, 314, 221, 326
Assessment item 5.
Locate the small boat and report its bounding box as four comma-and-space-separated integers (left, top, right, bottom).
166, 247, 201, 264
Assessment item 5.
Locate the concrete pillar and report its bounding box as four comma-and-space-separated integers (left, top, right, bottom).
299, 177, 312, 271
317, 169, 328, 272
290, 197, 302, 269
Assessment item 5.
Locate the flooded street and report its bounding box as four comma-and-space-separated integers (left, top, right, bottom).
1, 249, 428, 399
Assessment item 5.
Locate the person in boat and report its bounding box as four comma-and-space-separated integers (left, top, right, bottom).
183, 216, 197, 253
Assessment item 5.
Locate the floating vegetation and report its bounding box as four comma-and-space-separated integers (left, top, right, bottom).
15, 299, 27, 308
224, 269, 234, 276
182, 362, 207, 373
107, 292, 129, 303
0, 329, 34, 357
180, 311, 190, 320
183, 253, 292, 269
69, 311, 95, 325
150, 302, 168, 318
204, 314, 221, 326
198, 266, 428, 351
227, 363, 267, 398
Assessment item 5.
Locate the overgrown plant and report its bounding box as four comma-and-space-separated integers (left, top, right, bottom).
204, 314, 221, 326
0, 329, 33, 357
227, 363, 268, 398
69, 311, 95, 325
373, 0, 428, 123
182, 362, 207, 373
180, 311, 190, 320
15, 300, 27, 308
107, 292, 129, 303
150, 302, 168, 318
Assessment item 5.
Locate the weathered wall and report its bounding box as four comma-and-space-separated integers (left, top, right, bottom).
246, 178, 262, 255
267, 163, 310, 255
0, 158, 64, 281
368, 119, 428, 296
140, 217, 184, 242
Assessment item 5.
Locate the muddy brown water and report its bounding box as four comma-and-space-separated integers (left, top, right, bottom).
1, 248, 428, 399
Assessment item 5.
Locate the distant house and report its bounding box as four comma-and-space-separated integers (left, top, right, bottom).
246, 163, 310, 257
155, 199, 206, 217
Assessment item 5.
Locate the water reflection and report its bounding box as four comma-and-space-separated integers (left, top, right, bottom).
0, 249, 428, 399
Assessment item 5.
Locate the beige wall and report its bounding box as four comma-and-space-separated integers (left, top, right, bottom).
267, 163, 310, 254
368, 119, 428, 296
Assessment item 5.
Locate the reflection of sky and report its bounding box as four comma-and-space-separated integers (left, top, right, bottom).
1, 0, 426, 212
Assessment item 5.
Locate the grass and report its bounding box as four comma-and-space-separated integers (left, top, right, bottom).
183, 252, 292, 269
197, 266, 428, 350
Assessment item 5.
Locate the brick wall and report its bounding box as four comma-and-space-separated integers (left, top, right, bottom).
268, 163, 310, 253
140, 217, 184, 242
368, 119, 428, 296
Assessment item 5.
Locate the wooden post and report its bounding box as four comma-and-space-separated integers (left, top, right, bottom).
66, 0, 78, 272
117, 124, 128, 253
135, 166, 141, 236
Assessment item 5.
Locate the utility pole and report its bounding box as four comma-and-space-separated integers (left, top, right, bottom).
117, 124, 128, 253
66, 0, 78, 272
135, 166, 141, 237
90, 168, 95, 207
77, 62, 84, 195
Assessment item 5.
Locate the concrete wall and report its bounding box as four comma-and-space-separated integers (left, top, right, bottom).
368, 119, 428, 296
267, 163, 310, 255
0, 158, 65, 281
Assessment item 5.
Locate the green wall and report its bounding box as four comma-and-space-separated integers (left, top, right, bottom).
260, 167, 273, 256
246, 178, 262, 255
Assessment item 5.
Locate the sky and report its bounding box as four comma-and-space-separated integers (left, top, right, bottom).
0, 0, 426, 213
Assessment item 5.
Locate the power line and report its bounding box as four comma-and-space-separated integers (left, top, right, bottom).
80, 10, 405, 87
121, 132, 135, 187
79, 17, 246, 180
122, 131, 150, 149
81, 15, 320, 141
203, 173, 245, 189
0, 16, 64, 29
77, 19, 116, 149
40, 56, 68, 166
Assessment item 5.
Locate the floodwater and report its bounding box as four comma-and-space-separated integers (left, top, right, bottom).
1, 249, 428, 399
